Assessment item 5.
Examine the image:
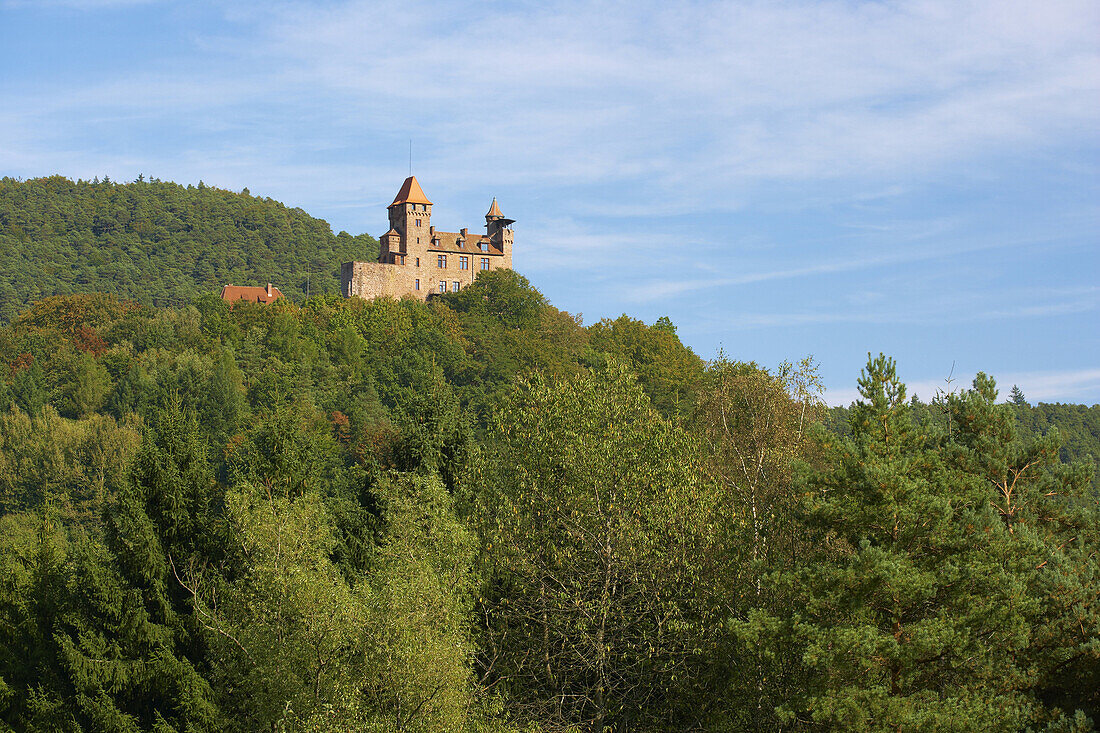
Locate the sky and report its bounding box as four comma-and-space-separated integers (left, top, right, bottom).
1, 0, 1098, 405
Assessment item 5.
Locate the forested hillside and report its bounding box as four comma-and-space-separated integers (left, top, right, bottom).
0, 176, 378, 319
0, 275, 1096, 732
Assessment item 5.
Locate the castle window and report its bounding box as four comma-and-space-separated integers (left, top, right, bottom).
480, 242, 489, 252
438, 280, 445, 293
416, 258, 420, 267
452, 281, 460, 292
416, 219, 422, 227
457, 239, 464, 248
480, 257, 490, 270
415, 279, 420, 290
438, 254, 447, 268
459, 256, 468, 270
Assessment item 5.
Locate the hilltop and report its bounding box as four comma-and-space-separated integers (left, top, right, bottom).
0, 175, 378, 319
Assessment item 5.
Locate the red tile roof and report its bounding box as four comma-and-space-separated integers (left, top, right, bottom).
220, 284, 283, 304
428, 230, 502, 254
390, 176, 432, 206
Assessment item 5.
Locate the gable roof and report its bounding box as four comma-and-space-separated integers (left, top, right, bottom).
429, 230, 502, 255
390, 176, 432, 206
220, 284, 283, 304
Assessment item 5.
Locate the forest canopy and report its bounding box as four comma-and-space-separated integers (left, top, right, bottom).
0, 175, 378, 319
0, 277, 1094, 732
0, 178, 1096, 731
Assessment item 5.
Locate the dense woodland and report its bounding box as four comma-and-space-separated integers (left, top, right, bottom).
0, 177, 1096, 731
0, 176, 377, 318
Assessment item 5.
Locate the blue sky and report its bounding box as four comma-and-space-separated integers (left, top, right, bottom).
2, 0, 1098, 405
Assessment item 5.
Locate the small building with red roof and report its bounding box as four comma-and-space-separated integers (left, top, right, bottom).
220, 283, 283, 304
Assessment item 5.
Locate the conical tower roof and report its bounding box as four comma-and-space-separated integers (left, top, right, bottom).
390, 176, 432, 206
486, 197, 503, 218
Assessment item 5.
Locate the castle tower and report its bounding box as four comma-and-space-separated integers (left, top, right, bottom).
485, 197, 514, 269
381, 176, 433, 267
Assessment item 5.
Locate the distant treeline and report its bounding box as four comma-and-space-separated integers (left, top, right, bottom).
0, 175, 378, 319
828, 397, 1100, 496
0, 280, 1095, 732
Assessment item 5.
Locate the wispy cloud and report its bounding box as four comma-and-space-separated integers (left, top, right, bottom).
4, 0, 1098, 212
1, 0, 1097, 403
621, 227, 1094, 305
3, 0, 159, 8
828, 368, 1100, 407
702, 285, 1100, 331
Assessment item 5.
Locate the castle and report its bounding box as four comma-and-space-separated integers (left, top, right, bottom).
341, 177, 514, 300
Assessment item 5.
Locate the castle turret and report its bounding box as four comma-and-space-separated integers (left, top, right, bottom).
485, 197, 514, 268
384, 176, 432, 265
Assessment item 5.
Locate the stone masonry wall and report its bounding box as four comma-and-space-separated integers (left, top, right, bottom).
342, 254, 506, 301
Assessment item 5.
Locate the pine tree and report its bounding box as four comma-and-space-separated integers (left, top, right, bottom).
54, 402, 223, 731
0, 510, 79, 732
946, 374, 1100, 726
752, 355, 1038, 731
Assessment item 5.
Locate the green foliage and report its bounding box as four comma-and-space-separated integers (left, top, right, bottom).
0, 268, 1096, 731
358, 473, 477, 732
946, 373, 1100, 724
0, 175, 378, 318
743, 355, 1099, 731
586, 314, 703, 418
0, 407, 224, 732
0, 407, 140, 523
438, 269, 589, 422
477, 363, 716, 731
693, 355, 825, 730
828, 389, 1100, 497
191, 458, 477, 731
196, 479, 364, 731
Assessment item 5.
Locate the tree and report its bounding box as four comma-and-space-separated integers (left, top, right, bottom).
357, 473, 477, 732
692, 355, 823, 730
201, 348, 247, 447
946, 374, 1100, 726
190, 464, 478, 731
746, 355, 1041, 731
477, 363, 713, 731
11, 359, 47, 415
0, 510, 77, 732
0, 403, 224, 732
61, 353, 111, 418
189, 479, 365, 731
586, 314, 703, 417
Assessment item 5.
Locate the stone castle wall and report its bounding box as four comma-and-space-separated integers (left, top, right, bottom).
341, 261, 416, 300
